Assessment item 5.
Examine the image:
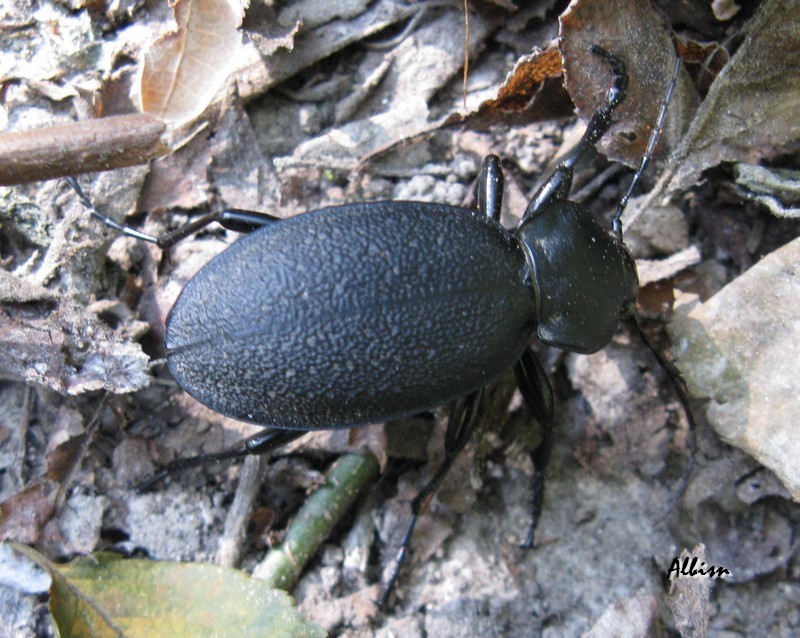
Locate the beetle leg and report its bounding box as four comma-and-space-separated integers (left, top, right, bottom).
476, 155, 504, 222
380, 388, 484, 607
158, 208, 282, 247
65, 176, 282, 249
513, 347, 555, 548
520, 45, 628, 225
135, 428, 305, 491
629, 312, 697, 509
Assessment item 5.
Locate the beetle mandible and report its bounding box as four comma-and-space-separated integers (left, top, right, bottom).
67, 45, 690, 604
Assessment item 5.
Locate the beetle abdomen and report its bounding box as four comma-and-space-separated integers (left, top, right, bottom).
166, 202, 536, 429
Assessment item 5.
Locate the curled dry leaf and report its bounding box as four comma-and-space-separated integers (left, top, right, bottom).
476, 45, 564, 112
139, 0, 249, 127
458, 43, 575, 131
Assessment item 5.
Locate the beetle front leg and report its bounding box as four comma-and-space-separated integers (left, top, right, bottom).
513, 347, 555, 548
380, 388, 484, 607
520, 45, 628, 224
476, 155, 504, 222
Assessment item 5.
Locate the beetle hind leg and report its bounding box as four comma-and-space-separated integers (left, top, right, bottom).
380, 388, 483, 607
513, 347, 555, 548
65, 176, 283, 249
135, 428, 305, 491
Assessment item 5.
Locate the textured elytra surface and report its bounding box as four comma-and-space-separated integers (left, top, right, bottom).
166, 202, 536, 428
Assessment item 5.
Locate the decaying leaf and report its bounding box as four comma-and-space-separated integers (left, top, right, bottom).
665, 0, 800, 192
235, 0, 418, 100
280, 9, 497, 170
669, 236, 800, 500
139, 0, 249, 127
8, 545, 326, 638
0, 433, 89, 545
666, 545, 712, 638
559, 0, 695, 166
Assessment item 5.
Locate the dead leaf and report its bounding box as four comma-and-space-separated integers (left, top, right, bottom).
281, 9, 497, 170
139, 0, 248, 127
666, 545, 712, 638
0, 433, 89, 544
676, 38, 729, 98
569, 344, 672, 479
235, 0, 417, 100
560, 0, 695, 166
666, 0, 800, 192
482, 45, 563, 113
669, 236, 800, 499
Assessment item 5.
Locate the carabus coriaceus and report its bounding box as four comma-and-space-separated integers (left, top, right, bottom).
67, 45, 693, 604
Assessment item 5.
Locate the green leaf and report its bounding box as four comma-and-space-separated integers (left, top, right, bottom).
10, 543, 326, 638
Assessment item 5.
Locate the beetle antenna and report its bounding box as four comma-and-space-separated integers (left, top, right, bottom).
630, 312, 697, 508
611, 54, 681, 239
64, 176, 161, 244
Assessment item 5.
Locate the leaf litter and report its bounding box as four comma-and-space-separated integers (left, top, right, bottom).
1, 0, 800, 636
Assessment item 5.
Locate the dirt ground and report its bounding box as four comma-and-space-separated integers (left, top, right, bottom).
1, 1, 800, 636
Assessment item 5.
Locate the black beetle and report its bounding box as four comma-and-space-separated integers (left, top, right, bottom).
67, 45, 692, 603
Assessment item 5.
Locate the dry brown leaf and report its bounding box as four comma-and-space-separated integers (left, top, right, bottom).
666, 0, 800, 192
676, 38, 729, 98
483, 45, 563, 112
139, 0, 247, 127
559, 0, 695, 167
0, 434, 89, 544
